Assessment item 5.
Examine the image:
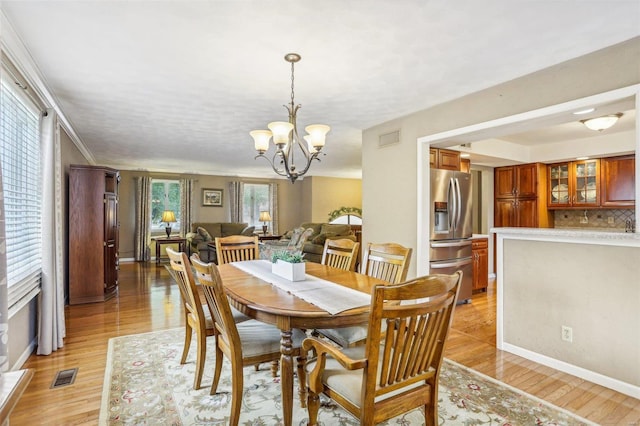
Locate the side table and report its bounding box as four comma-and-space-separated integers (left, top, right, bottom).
155, 237, 186, 264
258, 234, 282, 242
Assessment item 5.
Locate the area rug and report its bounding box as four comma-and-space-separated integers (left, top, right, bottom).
99, 328, 596, 425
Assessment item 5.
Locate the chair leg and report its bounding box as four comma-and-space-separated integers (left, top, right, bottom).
270, 360, 279, 378
296, 355, 307, 408
193, 328, 207, 389
307, 390, 320, 426
210, 346, 223, 395
425, 383, 438, 426
181, 323, 192, 365
229, 359, 244, 426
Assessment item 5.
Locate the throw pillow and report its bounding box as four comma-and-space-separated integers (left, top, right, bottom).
241, 226, 255, 236
196, 226, 213, 241
312, 232, 337, 246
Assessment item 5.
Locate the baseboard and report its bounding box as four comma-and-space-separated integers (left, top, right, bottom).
502, 342, 640, 399
119, 258, 135, 263
11, 337, 37, 371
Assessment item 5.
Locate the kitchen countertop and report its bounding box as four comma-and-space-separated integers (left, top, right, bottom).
491, 227, 640, 247
471, 234, 489, 239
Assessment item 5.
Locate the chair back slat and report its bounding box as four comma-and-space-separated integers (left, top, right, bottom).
215, 235, 259, 265
361, 243, 412, 284
167, 248, 206, 327
321, 239, 360, 272
191, 255, 242, 351
366, 272, 462, 398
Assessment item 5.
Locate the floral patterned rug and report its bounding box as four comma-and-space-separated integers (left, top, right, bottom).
99, 328, 596, 425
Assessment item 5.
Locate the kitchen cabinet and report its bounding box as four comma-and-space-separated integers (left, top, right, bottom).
601, 155, 635, 207
460, 158, 471, 173
494, 163, 552, 228
430, 148, 461, 171
472, 238, 488, 292
69, 165, 120, 304
547, 159, 600, 208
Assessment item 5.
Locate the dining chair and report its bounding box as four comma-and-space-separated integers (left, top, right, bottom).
190, 256, 308, 426
320, 238, 360, 272
166, 247, 214, 390
303, 271, 462, 426
215, 235, 260, 265
316, 242, 412, 347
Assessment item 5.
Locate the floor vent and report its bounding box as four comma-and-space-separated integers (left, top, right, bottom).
51, 368, 78, 389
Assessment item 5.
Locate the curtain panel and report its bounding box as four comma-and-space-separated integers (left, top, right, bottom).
269, 183, 279, 235
37, 109, 65, 355
134, 176, 152, 261
180, 178, 194, 236
0, 155, 7, 372
229, 181, 243, 223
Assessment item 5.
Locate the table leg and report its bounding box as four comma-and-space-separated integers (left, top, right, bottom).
280, 329, 294, 426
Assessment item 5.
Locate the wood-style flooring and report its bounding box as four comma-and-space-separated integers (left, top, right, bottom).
10, 262, 640, 425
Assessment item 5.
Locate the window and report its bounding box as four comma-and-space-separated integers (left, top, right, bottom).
242, 183, 270, 228
0, 77, 42, 307
151, 179, 181, 234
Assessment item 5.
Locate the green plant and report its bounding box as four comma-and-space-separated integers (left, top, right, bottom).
328, 206, 362, 222
271, 250, 305, 264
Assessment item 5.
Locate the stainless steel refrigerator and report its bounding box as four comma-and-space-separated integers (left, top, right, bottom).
429, 169, 473, 304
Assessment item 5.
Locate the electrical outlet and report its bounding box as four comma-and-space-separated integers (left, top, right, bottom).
561, 326, 573, 343
608, 217, 615, 224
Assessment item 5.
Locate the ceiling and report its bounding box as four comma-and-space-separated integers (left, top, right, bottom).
2, 1, 639, 179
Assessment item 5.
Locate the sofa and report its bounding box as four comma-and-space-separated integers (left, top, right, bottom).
285, 222, 357, 264
186, 222, 255, 262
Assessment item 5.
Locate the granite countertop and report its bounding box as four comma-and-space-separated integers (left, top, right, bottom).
490, 227, 640, 245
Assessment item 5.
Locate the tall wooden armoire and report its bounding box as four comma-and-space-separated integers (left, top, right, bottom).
68, 165, 120, 304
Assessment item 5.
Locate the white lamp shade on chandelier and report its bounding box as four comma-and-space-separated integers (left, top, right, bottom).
580, 113, 623, 131
250, 53, 330, 183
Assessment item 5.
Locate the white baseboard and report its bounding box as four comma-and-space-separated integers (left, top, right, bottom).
11, 337, 37, 371
502, 342, 640, 399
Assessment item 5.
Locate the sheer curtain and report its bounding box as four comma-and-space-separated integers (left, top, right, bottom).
0, 157, 7, 372
37, 109, 65, 355
134, 176, 151, 261
269, 183, 279, 235
180, 178, 194, 236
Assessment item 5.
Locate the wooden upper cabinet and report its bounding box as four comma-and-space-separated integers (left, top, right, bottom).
495, 164, 538, 199
460, 158, 471, 173
601, 155, 635, 207
430, 148, 461, 171
548, 159, 600, 208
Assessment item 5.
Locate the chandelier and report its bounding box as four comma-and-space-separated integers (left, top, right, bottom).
250, 53, 330, 183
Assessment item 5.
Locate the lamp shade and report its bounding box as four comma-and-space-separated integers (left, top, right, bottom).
267, 121, 294, 146
304, 124, 330, 149
161, 210, 177, 223
580, 113, 623, 131
259, 211, 272, 222
250, 130, 272, 152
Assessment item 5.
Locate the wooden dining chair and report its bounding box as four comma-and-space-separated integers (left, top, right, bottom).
215, 235, 259, 265
316, 242, 413, 347
190, 256, 308, 426
166, 247, 214, 390
320, 238, 360, 272
303, 271, 462, 426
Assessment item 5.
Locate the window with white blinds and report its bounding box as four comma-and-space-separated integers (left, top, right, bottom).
0, 78, 42, 308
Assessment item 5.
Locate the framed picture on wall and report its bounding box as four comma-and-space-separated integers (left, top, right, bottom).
202, 188, 223, 207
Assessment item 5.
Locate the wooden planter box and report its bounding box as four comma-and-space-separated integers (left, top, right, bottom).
272, 260, 306, 281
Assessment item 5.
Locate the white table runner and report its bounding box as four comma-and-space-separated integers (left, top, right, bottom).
230, 260, 371, 315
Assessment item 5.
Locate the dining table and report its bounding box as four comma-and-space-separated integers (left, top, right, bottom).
217, 260, 384, 426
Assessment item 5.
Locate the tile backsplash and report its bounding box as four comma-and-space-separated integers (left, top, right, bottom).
553, 209, 635, 231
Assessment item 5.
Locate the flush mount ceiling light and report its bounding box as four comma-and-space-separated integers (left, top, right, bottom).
250, 53, 330, 183
580, 113, 623, 131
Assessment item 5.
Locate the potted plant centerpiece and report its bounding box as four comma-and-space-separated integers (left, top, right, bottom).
271, 250, 306, 281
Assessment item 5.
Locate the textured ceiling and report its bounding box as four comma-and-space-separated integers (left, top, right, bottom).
2, 1, 639, 179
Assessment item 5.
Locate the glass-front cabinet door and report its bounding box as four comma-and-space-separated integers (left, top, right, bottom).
572, 159, 599, 206
548, 163, 570, 207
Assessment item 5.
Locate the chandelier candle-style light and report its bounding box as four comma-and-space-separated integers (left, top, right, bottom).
250, 53, 330, 183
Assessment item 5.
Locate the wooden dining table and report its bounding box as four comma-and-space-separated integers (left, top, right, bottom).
217, 261, 384, 426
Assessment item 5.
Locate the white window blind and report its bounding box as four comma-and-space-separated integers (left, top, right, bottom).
0, 77, 42, 308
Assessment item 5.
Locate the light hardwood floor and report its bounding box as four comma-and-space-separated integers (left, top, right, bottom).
10, 262, 640, 425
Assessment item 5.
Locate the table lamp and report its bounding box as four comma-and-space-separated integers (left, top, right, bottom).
259, 211, 272, 235
161, 210, 177, 238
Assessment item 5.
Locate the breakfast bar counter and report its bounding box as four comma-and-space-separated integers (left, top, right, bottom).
492, 227, 640, 399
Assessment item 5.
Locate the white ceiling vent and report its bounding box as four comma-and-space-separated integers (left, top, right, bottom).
378, 130, 400, 148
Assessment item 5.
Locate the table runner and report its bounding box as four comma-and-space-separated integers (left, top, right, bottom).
230, 260, 371, 315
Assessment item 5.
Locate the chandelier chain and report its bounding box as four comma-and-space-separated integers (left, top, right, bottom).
290, 60, 295, 108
